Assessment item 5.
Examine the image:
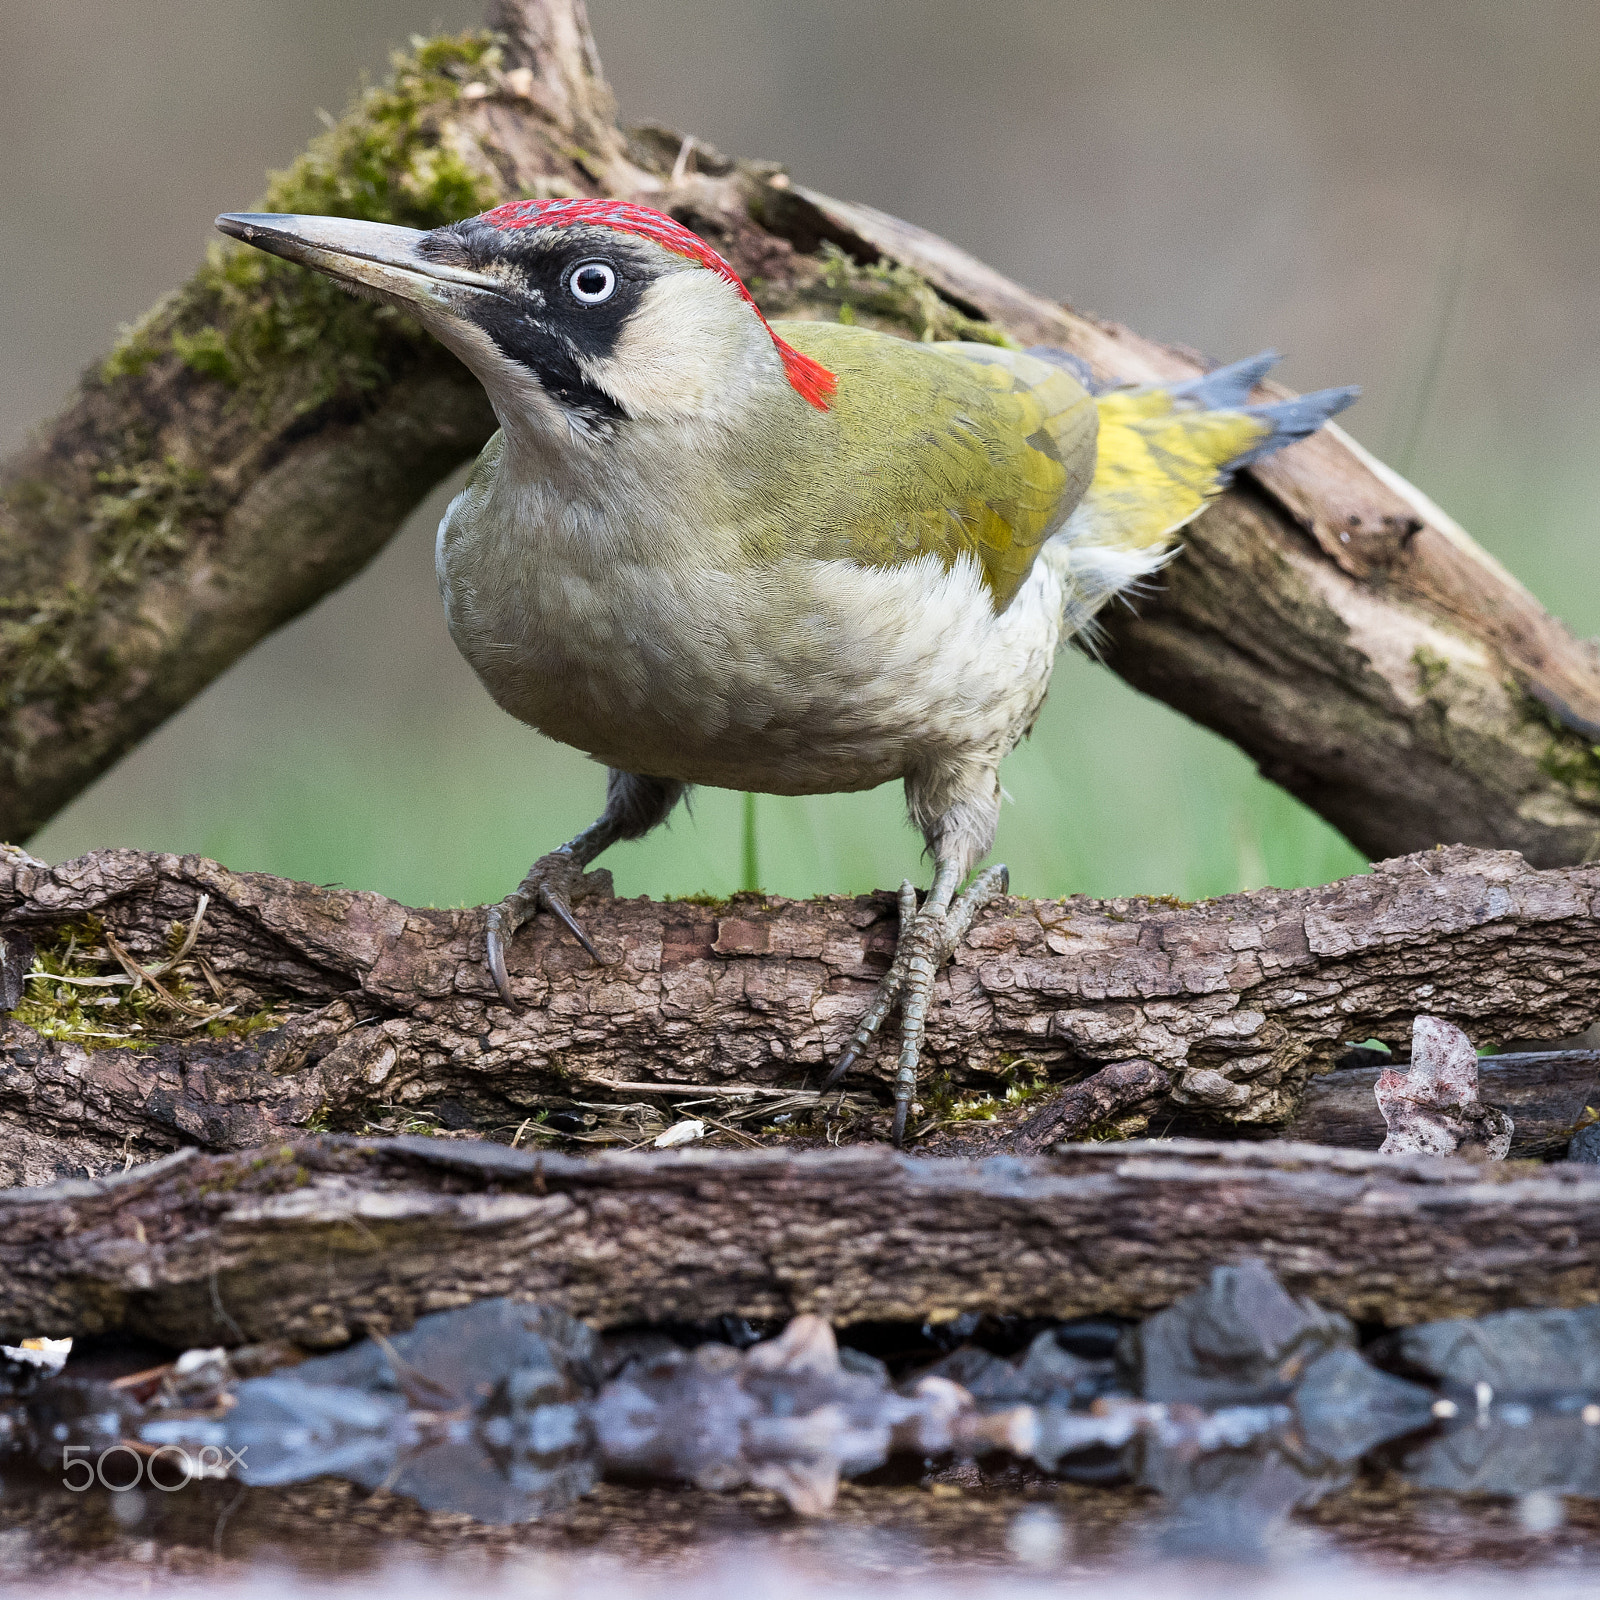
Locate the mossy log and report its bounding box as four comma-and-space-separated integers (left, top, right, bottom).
5, 1134, 1600, 1348
3, 841, 1599, 1185
4, 2, 1600, 866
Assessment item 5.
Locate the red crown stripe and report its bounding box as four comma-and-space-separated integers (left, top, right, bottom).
477, 198, 837, 412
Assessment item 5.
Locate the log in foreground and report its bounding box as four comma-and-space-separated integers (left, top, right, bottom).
4, 841, 1600, 1185
5, 1134, 1600, 1349
5, 2, 1600, 870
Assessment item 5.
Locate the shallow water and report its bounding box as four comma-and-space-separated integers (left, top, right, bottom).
6, 1269, 1600, 1594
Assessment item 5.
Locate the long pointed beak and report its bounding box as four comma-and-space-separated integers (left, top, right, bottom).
215, 212, 503, 313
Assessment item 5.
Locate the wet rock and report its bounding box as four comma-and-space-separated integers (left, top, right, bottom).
1121, 1259, 1354, 1406
916, 1328, 1115, 1408
1376, 1015, 1513, 1159
1570, 1121, 1600, 1163
1026, 1397, 1285, 1475
1141, 1440, 1339, 1563
1291, 1346, 1436, 1463
1379, 1304, 1600, 1396
144, 1298, 600, 1524
592, 1312, 1011, 1514
0, 1350, 139, 1473
1401, 1413, 1600, 1497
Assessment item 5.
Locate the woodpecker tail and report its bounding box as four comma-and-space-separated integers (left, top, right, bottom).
1035, 350, 1358, 633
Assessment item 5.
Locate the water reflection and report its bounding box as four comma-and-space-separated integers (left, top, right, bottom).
3, 1264, 1600, 1579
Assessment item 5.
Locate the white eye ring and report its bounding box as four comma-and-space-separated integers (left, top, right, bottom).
569, 261, 617, 305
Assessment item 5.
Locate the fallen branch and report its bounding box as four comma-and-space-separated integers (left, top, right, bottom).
1008, 1061, 1167, 1153
4, 2, 1600, 872
3, 842, 1599, 1183
5, 1135, 1600, 1348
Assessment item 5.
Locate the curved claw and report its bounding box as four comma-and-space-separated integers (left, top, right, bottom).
891, 1099, 910, 1148
821, 1044, 860, 1092
485, 902, 521, 1008
485, 854, 610, 1007
540, 886, 603, 964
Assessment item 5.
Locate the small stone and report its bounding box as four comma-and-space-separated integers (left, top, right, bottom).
1293, 1345, 1436, 1462
1518, 1490, 1566, 1534
1383, 1304, 1600, 1396
1124, 1259, 1354, 1406
653, 1119, 705, 1148
1568, 1121, 1600, 1163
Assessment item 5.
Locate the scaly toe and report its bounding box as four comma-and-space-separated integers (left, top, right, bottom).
484, 850, 610, 1004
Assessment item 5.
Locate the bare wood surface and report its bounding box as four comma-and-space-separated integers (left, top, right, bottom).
4, 1133, 1600, 1348
4, 841, 1599, 1184
3, 1, 1600, 871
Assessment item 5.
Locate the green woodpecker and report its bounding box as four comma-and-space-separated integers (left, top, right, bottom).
217, 200, 1355, 1145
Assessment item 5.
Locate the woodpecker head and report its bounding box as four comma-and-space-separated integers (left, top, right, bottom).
216, 200, 834, 439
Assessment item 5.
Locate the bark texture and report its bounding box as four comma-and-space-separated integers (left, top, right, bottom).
4, 841, 1599, 1184
4, 1134, 1599, 1349
3, 2, 1600, 867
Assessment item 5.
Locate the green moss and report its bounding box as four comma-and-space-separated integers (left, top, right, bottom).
919, 1061, 1053, 1124
1539, 738, 1600, 795
1528, 691, 1600, 798
1412, 644, 1449, 694
102, 299, 176, 381
795, 244, 1018, 347
665, 891, 733, 910
171, 326, 237, 385
206, 1009, 281, 1041
97, 30, 502, 419
3, 452, 220, 710
13, 914, 283, 1051
1077, 1119, 1134, 1143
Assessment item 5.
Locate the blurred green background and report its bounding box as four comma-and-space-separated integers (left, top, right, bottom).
7, 1, 1599, 905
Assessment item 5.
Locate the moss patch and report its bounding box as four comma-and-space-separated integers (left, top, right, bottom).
781, 244, 1017, 347
101, 30, 503, 418
3, 450, 225, 718
1412, 643, 1450, 694
1528, 692, 1600, 801
14, 915, 284, 1050
920, 1061, 1052, 1125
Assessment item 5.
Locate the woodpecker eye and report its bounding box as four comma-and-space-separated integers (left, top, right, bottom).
568, 261, 617, 305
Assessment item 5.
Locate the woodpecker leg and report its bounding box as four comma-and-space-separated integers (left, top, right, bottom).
823, 861, 1009, 1146
485, 771, 685, 1006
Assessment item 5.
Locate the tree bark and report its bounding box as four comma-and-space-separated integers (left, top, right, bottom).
5, 1133, 1599, 1348
3, 2, 1600, 866
4, 840, 1599, 1184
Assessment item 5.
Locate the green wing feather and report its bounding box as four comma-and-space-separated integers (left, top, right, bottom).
764, 323, 1097, 611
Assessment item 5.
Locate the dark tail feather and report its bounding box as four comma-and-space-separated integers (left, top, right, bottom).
1166, 350, 1283, 410
1227, 385, 1361, 469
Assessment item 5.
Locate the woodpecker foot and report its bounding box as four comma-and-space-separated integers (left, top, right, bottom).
484, 848, 605, 1006
823, 864, 1009, 1146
